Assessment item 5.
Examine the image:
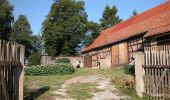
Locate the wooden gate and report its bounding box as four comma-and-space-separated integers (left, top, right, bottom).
84, 56, 92, 68
0, 40, 25, 100
143, 45, 170, 99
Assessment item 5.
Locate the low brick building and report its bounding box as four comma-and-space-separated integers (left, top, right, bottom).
82, 1, 170, 68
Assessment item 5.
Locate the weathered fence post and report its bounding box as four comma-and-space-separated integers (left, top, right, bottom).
19, 45, 25, 100
134, 52, 145, 97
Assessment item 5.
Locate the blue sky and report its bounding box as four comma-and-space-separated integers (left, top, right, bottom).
9, 0, 166, 35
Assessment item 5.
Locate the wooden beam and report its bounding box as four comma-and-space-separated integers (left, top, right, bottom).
0, 61, 20, 67
143, 65, 170, 68
146, 93, 170, 97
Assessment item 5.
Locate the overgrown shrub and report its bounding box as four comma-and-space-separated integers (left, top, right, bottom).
27, 52, 41, 66
123, 65, 135, 76
113, 75, 135, 89
25, 63, 75, 75
55, 58, 70, 63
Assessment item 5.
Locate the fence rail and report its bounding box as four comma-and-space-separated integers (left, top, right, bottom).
144, 45, 170, 99
0, 40, 24, 100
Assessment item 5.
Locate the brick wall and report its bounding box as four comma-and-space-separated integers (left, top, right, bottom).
41, 55, 84, 68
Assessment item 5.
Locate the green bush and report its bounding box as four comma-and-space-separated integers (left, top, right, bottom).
25, 63, 75, 75
55, 58, 70, 63
124, 65, 135, 76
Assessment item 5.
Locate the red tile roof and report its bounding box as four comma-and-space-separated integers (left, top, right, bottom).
82, 1, 170, 52
145, 24, 170, 37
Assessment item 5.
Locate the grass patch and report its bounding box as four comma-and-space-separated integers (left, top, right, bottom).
24, 67, 125, 99
67, 83, 102, 100
120, 88, 141, 100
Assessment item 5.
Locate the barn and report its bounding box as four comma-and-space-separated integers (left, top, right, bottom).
82, 1, 170, 68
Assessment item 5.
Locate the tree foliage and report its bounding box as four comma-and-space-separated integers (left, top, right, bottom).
83, 21, 102, 46
100, 5, 122, 29
27, 52, 41, 66
0, 0, 14, 40
42, 0, 87, 56
131, 10, 137, 17
33, 33, 44, 54
10, 15, 36, 58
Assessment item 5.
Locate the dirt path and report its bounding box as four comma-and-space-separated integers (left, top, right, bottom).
53, 75, 130, 100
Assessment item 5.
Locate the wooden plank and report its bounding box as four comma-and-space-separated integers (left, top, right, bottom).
151, 68, 155, 93
157, 68, 160, 94
160, 46, 162, 65
168, 45, 170, 66
168, 69, 170, 95
157, 46, 160, 65
154, 68, 168, 93
155, 68, 158, 94
151, 46, 154, 65
168, 45, 170, 65
148, 47, 151, 65
145, 68, 148, 93
164, 67, 168, 94
165, 45, 169, 65
145, 47, 148, 65
0, 67, 10, 100
0, 40, 2, 61
163, 46, 166, 65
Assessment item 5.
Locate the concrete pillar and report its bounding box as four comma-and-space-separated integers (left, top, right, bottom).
19, 45, 25, 100
134, 52, 145, 97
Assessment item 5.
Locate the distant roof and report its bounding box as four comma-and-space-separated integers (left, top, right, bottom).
82, 1, 170, 53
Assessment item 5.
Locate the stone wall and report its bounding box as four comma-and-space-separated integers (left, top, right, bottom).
41, 55, 84, 68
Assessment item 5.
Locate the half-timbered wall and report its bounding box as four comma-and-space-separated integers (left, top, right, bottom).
98, 47, 111, 68
128, 37, 144, 62
83, 47, 111, 68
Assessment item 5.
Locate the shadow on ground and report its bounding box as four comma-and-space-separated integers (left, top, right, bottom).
24, 86, 50, 100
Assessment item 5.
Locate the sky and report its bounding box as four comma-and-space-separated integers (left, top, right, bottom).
9, 0, 166, 35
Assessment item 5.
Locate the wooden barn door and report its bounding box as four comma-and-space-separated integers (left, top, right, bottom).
143, 45, 170, 99
111, 45, 119, 67
84, 56, 92, 68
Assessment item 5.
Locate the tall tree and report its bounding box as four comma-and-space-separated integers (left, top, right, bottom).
27, 34, 43, 66
83, 21, 102, 46
42, 0, 87, 56
10, 15, 35, 58
0, 0, 14, 40
100, 5, 122, 29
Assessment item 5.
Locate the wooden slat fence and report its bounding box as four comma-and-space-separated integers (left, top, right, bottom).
0, 40, 24, 100
144, 45, 170, 99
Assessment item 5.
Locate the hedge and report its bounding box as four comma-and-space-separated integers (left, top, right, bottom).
123, 65, 135, 76
55, 58, 70, 63
25, 63, 75, 75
